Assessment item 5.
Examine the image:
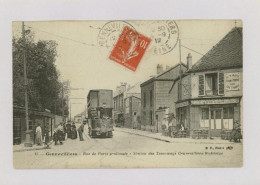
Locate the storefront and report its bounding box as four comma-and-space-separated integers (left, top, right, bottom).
176, 97, 242, 137
13, 105, 56, 144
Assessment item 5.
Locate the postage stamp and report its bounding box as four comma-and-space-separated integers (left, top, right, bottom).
147, 20, 179, 55
109, 26, 151, 71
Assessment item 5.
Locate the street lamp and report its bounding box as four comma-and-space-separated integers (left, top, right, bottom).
22, 22, 33, 147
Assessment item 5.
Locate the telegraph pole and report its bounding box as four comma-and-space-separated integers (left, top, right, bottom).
22, 22, 32, 147
179, 39, 182, 99
62, 85, 64, 122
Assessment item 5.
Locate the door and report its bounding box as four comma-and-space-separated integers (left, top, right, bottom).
210, 108, 222, 137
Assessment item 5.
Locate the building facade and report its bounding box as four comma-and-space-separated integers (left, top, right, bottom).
175, 27, 243, 137
13, 104, 56, 145
124, 95, 141, 129
140, 63, 187, 132
113, 83, 141, 127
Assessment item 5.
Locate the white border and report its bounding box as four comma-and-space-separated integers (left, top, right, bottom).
1, 0, 260, 184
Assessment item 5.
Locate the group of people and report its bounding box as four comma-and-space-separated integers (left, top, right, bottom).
53, 121, 78, 145
35, 122, 51, 146
34, 120, 87, 146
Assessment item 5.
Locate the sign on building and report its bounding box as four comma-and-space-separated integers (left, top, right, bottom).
225, 72, 240, 91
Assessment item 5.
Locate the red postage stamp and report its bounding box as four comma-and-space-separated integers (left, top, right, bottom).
109, 26, 151, 71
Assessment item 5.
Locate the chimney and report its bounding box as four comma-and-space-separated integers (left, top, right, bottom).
157, 64, 163, 74
187, 53, 192, 70
120, 82, 127, 92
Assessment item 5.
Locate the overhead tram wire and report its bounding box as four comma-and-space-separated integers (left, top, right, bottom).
24, 25, 205, 55
181, 44, 204, 56
25, 25, 97, 47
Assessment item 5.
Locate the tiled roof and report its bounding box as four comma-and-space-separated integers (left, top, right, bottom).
189, 27, 242, 72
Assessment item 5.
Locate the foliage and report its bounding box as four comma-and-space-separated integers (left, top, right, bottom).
13, 34, 69, 116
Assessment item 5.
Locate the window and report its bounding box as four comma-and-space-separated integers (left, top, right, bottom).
201, 108, 209, 120
223, 107, 234, 119
150, 90, 153, 106
223, 107, 234, 130
205, 73, 218, 96
150, 110, 153, 125
200, 108, 209, 128
143, 92, 146, 108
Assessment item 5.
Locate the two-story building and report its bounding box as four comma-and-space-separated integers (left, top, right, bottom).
140, 63, 187, 132
174, 27, 243, 137
113, 82, 141, 127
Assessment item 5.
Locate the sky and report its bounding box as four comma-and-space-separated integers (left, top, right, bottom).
12, 20, 242, 118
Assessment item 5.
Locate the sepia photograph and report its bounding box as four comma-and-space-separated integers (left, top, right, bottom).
12, 20, 243, 169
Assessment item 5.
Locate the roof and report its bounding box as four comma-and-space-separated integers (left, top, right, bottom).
125, 94, 141, 100
87, 89, 113, 97
140, 63, 187, 87
13, 104, 55, 118
189, 27, 242, 72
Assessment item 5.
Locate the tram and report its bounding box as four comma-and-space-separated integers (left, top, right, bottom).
87, 89, 114, 138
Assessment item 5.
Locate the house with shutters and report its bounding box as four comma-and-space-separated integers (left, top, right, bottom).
174, 27, 243, 137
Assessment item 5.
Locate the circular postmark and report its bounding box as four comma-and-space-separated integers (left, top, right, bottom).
146, 20, 179, 55
97, 21, 136, 50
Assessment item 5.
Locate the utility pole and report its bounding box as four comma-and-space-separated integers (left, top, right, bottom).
179, 39, 182, 100
70, 102, 71, 121
62, 85, 64, 122
22, 22, 32, 147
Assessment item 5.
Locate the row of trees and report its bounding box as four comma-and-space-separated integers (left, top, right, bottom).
13, 32, 69, 116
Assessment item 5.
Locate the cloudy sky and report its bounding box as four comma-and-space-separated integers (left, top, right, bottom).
13, 20, 242, 117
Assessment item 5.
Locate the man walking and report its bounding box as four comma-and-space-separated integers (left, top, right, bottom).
77, 121, 86, 141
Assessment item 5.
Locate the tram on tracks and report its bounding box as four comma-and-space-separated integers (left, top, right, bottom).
87, 89, 114, 138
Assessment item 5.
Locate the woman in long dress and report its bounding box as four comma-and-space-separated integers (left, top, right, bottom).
71, 122, 77, 139
35, 123, 42, 145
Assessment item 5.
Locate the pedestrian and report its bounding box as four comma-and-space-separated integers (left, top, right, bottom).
77, 121, 86, 141
66, 121, 72, 139
44, 124, 50, 145
71, 122, 77, 139
53, 122, 64, 145
230, 121, 242, 142
35, 123, 42, 146
168, 113, 176, 137
62, 122, 67, 140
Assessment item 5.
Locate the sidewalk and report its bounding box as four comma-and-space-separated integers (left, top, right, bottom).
115, 127, 241, 144
13, 141, 53, 152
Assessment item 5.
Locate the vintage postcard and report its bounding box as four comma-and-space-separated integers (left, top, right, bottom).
12, 20, 243, 168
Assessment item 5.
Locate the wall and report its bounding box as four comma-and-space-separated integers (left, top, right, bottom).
156, 64, 187, 80
141, 81, 154, 126
131, 96, 141, 129
155, 80, 177, 114
155, 108, 168, 133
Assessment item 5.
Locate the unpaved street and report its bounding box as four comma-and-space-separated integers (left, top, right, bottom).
14, 127, 242, 169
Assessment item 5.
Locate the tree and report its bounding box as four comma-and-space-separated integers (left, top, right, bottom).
13, 33, 69, 115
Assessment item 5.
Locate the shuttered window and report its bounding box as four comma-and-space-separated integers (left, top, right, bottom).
198, 75, 205, 96
218, 72, 224, 95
